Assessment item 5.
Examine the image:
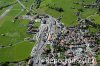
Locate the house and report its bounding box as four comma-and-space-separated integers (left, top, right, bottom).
42, 19, 46, 24
47, 34, 52, 41
28, 59, 33, 66
60, 39, 65, 46
96, 0, 100, 3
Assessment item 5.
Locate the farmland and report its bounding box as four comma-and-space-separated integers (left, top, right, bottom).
0, 0, 34, 63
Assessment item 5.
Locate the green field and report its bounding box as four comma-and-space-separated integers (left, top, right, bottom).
0, 41, 34, 62
39, 0, 100, 25
39, 0, 100, 33
0, 0, 34, 62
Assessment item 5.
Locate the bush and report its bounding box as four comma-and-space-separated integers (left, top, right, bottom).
78, 8, 84, 12
47, 3, 64, 12
1, 62, 9, 66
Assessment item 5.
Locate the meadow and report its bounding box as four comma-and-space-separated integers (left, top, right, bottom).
0, 0, 34, 62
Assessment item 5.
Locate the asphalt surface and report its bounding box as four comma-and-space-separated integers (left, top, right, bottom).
0, 6, 13, 19
16, 0, 29, 12
30, 15, 63, 66
30, 15, 98, 66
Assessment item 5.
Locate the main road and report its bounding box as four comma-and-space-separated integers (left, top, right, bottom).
30, 15, 63, 66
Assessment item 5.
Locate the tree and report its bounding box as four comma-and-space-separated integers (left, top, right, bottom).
1, 62, 9, 66
78, 8, 84, 12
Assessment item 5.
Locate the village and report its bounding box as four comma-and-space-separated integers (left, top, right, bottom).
0, 0, 100, 66
26, 14, 100, 66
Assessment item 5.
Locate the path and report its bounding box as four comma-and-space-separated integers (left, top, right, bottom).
16, 0, 29, 12
0, 6, 13, 19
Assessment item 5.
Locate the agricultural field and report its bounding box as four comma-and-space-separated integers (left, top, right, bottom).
0, 41, 34, 62
39, 0, 100, 25
0, 0, 35, 63
39, 0, 100, 33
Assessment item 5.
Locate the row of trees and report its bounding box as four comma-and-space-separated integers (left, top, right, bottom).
85, 19, 100, 28
33, 0, 41, 9
46, 4, 64, 12
0, 56, 31, 66
0, 62, 9, 66
0, 2, 17, 10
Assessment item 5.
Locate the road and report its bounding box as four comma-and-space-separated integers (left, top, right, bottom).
16, 0, 29, 12
0, 6, 13, 19
30, 14, 98, 66
30, 15, 64, 66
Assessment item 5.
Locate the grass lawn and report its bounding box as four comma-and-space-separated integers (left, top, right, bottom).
91, 14, 100, 24
39, 0, 77, 26
0, 0, 35, 62
0, 0, 34, 46
39, 0, 100, 26
96, 49, 100, 66
0, 41, 34, 62
89, 27, 100, 33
